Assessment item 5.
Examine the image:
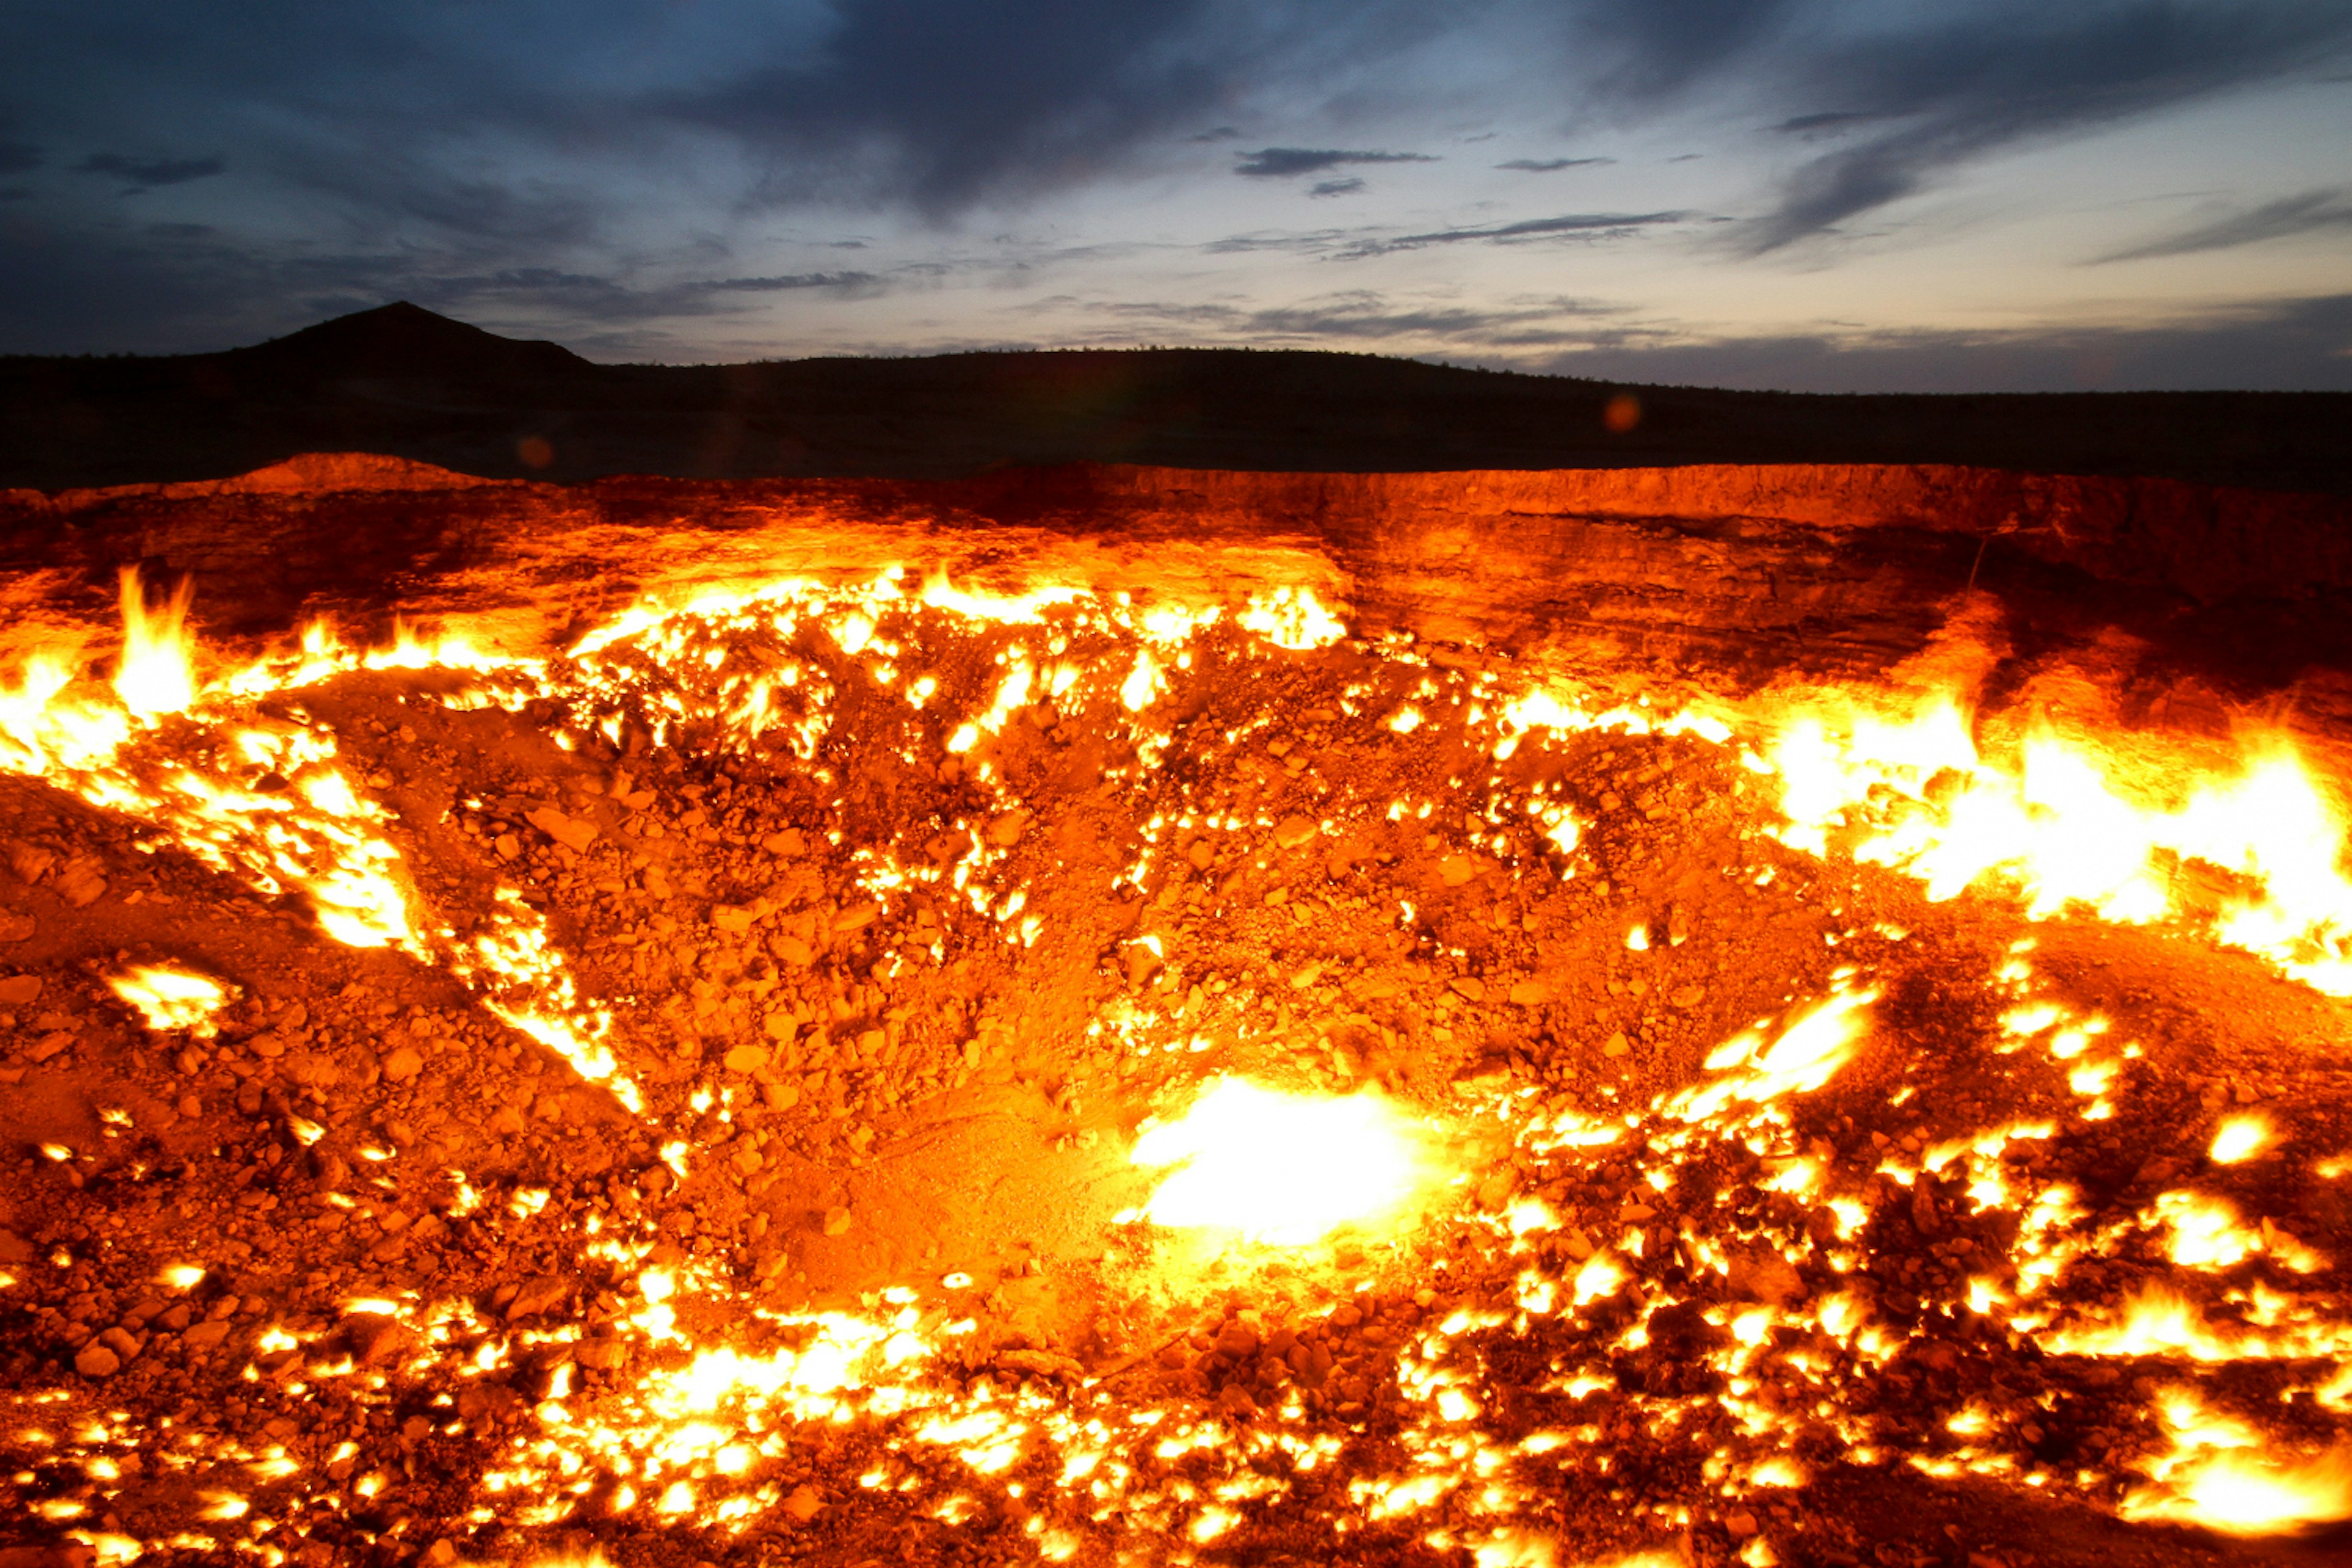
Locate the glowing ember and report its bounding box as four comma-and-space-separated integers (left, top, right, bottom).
1130, 1079, 1435, 1245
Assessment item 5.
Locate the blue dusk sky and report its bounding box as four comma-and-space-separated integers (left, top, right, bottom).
2, 1, 2348, 388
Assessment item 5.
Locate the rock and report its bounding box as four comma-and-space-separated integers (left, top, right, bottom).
710, 905, 756, 935
575, 1337, 628, 1371
1602, 1032, 1629, 1058
1507, 980, 1550, 1006
525, 807, 598, 853
832, 901, 881, 933
505, 1274, 571, 1323
783, 1483, 824, 1523
380, 1046, 424, 1084
1273, 815, 1319, 850
1215, 1321, 1261, 1359
763, 1081, 802, 1112
1725, 1509, 1759, 1539
1670, 984, 1706, 1009
771, 933, 813, 967
1289, 960, 1323, 989
0, 911, 33, 942
761, 829, 806, 857
340, 1312, 413, 1367
1449, 976, 1485, 1002
0, 974, 39, 1006
996, 1348, 1085, 1382
821, 1205, 853, 1237
28, 1031, 72, 1063
0, 1230, 31, 1264
987, 811, 1027, 848
494, 833, 521, 861
1730, 1247, 1807, 1307
75, 1343, 120, 1379
422, 1542, 457, 1568
182, 1319, 232, 1351
1186, 839, 1216, 870
724, 1044, 771, 1074
1912, 1182, 1941, 1237
1438, 854, 1479, 887
55, 854, 108, 907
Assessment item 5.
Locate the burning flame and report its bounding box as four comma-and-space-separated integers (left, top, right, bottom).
106, 965, 227, 1034
1129, 1079, 1435, 1245
113, 567, 197, 718
2120, 1390, 2352, 1535
1760, 686, 2352, 993
2211, 1114, 2271, 1164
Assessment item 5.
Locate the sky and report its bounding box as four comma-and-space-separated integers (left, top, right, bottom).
2, 1, 2349, 390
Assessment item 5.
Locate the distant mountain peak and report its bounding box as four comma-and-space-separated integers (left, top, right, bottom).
232, 301, 591, 379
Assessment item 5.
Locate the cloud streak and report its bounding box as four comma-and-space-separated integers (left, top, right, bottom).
2095, 188, 2352, 261
1333, 210, 1694, 259
1732, 2, 2352, 252
75, 151, 226, 191
1234, 147, 1437, 178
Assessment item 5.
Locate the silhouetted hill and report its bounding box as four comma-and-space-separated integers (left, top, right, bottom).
1, 303, 2346, 492
231, 300, 590, 382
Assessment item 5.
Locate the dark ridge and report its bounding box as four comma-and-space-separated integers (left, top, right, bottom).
1, 303, 2346, 492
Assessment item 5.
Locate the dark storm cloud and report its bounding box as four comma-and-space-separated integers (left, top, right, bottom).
75, 151, 225, 190
1234, 148, 1438, 178
1572, 0, 1809, 101
1496, 157, 1613, 172
665, 0, 1247, 213
1730, 2, 2352, 252
2094, 188, 2352, 261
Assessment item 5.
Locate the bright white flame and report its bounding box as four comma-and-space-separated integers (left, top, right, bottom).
2211, 1115, 2270, 1165
1130, 1079, 1434, 1245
